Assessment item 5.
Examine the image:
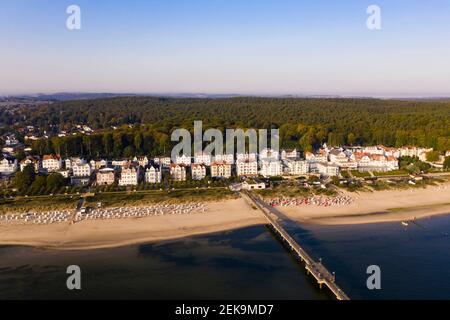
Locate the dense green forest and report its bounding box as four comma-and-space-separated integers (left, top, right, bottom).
3, 97, 450, 158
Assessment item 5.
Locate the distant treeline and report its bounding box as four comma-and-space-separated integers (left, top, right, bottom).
3, 97, 450, 158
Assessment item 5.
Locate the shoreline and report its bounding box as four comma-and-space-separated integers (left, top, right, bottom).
1, 184, 450, 250
278, 183, 450, 225
0, 198, 265, 251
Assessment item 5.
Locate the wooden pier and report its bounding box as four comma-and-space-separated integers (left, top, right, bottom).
244, 191, 350, 300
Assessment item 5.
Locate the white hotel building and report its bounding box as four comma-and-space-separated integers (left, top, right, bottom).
316, 162, 340, 177
191, 164, 207, 180
145, 165, 162, 184
259, 160, 282, 177
72, 162, 93, 177
236, 160, 258, 177
211, 161, 232, 178
170, 164, 187, 182
42, 154, 62, 172
118, 167, 140, 186
283, 159, 310, 175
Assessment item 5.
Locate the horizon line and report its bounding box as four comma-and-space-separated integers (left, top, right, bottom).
2, 91, 450, 100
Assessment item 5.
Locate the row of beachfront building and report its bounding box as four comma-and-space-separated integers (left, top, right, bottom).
0, 145, 446, 186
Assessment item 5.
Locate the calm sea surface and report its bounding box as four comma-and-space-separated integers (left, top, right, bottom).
0, 214, 449, 300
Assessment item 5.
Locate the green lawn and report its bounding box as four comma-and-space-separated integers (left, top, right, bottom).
350, 170, 371, 178
373, 169, 409, 177
85, 188, 237, 208
0, 195, 79, 214
0, 188, 237, 214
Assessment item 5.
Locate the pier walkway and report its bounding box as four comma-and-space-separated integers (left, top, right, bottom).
243, 191, 350, 300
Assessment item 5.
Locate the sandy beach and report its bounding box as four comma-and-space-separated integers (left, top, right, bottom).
279, 183, 450, 225
0, 198, 265, 250
1, 184, 450, 250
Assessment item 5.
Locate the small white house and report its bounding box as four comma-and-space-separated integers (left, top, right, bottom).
242, 181, 266, 190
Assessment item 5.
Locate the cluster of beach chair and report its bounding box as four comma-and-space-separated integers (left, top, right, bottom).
0, 210, 73, 225
74, 203, 207, 222
267, 195, 354, 207
0, 203, 208, 225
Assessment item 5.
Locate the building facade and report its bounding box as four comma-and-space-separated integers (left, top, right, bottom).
0, 157, 18, 175
118, 167, 140, 186
170, 164, 187, 181
236, 160, 258, 177
211, 162, 232, 178
191, 164, 207, 180
284, 159, 310, 175
96, 168, 115, 185
72, 162, 93, 177
259, 160, 282, 177
145, 165, 162, 184
316, 162, 340, 176
42, 154, 62, 172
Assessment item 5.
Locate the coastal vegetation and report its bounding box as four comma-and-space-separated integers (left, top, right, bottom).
0, 188, 237, 214
85, 188, 237, 208
255, 180, 338, 199
3, 97, 450, 158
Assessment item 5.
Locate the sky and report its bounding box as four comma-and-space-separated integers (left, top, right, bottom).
1, 0, 450, 97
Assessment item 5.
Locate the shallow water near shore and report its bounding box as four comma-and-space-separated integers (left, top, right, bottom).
0, 226, 329, 300
0, 214, 449, 300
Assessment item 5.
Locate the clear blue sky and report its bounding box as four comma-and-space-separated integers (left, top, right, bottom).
1, 0, 450, 97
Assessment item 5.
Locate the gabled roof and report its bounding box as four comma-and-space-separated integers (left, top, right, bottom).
43, 154, 61, 161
